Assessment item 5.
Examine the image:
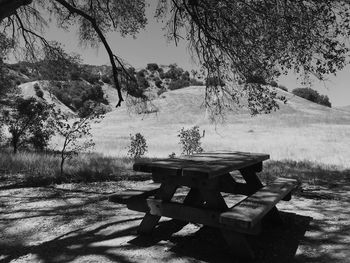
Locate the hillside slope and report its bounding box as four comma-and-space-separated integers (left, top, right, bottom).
91, 85, 350, 168
19, 81, 76, 116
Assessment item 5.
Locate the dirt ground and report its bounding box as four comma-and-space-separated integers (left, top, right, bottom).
1, 180, 350, 263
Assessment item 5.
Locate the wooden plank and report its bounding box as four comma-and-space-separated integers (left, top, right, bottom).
127, 198, 261, 235
134, 151, 269, 179
108, 184, 160, 204
152, 172, 251, 195
220, 178, 298, 229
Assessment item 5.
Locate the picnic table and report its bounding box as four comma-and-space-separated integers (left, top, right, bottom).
109, 151, 298, 259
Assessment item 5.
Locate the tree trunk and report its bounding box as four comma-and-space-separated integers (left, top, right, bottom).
60, 155, 65, 177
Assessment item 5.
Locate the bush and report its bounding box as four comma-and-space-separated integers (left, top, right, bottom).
101, 74, 111, 84
206, 76, 225, 87
178, 126, 203, 155
292, 87, 331, 107
270, 80, 278, 87
278, 85, 288, 92
162, 65, 184, 80
168, 79, 190, 90
190, 79, 204, 86
127, 133, 148, 159
146, 63, 159, 71
155, 79, 163, 89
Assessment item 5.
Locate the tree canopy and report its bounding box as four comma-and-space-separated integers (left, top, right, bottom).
1, 0, 350, 115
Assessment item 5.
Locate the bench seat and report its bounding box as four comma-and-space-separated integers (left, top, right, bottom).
108, 183, 160, 204
220, 178, 298, 230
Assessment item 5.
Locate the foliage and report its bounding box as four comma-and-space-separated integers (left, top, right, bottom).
2, 97, 53, 153
155, 79, 163, 89
161, 64, 184, 80
38, 41, 82, 81
206, 76, 225, 87
0, 0, 148, 106
278, 85, 288, 92
51, 106, 104, 177
47, 81, 108, 113
34, 83, 44, 98
292, 87, 331, 107
270, 80, 278, 87
101, 74, 112, 84
0, 33, 14, 97
168, 79, 190, 90
2, 0, 350, 113
127, 132, 148, 159
146, 63, 159, 71
156, 0, 350, 115
178, 126, 203, 155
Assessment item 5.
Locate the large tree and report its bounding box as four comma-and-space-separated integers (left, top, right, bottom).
1, 0, 350, 115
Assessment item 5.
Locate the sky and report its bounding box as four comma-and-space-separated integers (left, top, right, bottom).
41, 2, 349, 107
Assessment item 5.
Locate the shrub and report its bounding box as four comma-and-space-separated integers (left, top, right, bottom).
127, 133, 148, 159
292, 87, 331, 107
190, 79, 204, 86
101, 74, 111, 84
155, 79, 163, 89
178, 126, 203, 155
146, 63, 159, 71
168, 79, 190, 90
206, 76, 225, 87
162, 65, 184, 80
278, 85, 288, 92
34, 83, 44, 98
270, 80, 278, 87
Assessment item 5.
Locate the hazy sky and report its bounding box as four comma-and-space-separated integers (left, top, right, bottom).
42, 2, 349, 107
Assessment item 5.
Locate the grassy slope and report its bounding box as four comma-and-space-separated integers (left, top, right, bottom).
90, 86, 350, 168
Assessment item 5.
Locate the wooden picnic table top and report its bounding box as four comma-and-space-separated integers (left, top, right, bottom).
133, 151, 270, 179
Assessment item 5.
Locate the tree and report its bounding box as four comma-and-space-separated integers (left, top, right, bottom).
1, 0, 350, 115
52, 106, 104, 177
2, 97, 53, 153
292, 87, 332, 107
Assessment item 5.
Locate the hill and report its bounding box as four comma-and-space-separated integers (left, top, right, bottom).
3, 62, 349, 168
337, 105, 350, 112
90, 85, 350, 168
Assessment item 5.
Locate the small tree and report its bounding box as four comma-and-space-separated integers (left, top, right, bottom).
52, 106, 104, 176
178, 126, 203, 155
2, 97, 53, 153
127, 132, 148, 159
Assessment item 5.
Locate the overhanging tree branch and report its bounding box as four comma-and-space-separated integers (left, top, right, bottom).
54, 0, 124, 107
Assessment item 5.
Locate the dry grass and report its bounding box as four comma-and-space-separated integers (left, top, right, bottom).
86, 86, 350, 169
0, 150, 150, 187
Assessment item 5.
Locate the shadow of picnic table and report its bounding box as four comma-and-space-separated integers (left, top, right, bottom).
1, 211, 312, 263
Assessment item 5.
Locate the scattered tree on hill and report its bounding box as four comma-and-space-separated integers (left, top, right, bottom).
292, 87, 331, 107
0, 33, 14, 98
2, 97, 53, 153
278, 85, 288, 92
127, 132, 148, 159
178, 126, 203, 155
1, 1, 350, 114
39, 41, 81, 81
146, 63, 159, 71
52, 107, 104, 177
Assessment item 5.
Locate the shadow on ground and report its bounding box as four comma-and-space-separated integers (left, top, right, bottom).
1, 210, 311, 263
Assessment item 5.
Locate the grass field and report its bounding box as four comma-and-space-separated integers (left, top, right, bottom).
90, 86, 350, 169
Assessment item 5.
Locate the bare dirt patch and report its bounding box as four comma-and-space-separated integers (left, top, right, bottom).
1, 180, 350, 263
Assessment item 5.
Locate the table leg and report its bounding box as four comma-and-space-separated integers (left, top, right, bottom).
240, 164, 283, 225
137, 183, 178, 235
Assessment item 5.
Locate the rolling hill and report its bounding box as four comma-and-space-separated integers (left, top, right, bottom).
90, 85, 350, 168
3, 63, 349, 168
